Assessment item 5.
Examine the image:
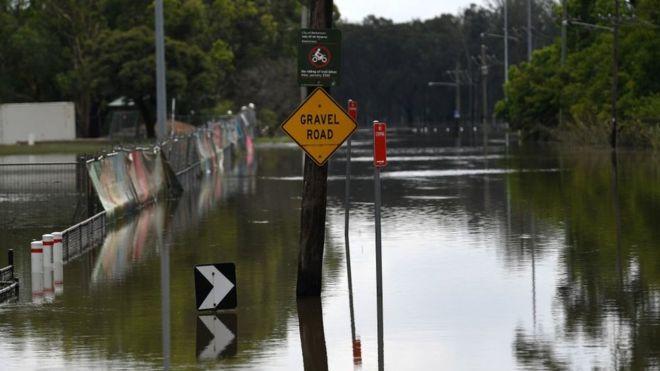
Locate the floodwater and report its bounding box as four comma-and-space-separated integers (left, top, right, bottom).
1, 133, 660, 370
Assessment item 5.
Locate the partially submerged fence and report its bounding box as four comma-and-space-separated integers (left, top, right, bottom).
18, 107, 257, 304
60, 109, 256, 263
0, 250, 18, 303
0, 107, 257, 304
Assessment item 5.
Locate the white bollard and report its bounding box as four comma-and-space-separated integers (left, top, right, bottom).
43, 232, 53, 301
31, 240, 43, 274
43, 264, 54, 302
31, 241, 44, 303
42, 234, 53, 270
53, 232, 64, 295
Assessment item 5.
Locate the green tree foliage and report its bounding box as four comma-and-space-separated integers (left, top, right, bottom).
0, 0, 301, 138
498, 0, 660, 146
0, 0, 565, 136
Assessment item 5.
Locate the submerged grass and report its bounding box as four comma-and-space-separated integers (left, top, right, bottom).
0, 140, 113, 156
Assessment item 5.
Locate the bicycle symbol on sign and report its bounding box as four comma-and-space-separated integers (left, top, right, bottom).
308, 44, 332, 68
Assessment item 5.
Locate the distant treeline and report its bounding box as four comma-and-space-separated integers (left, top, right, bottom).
5, 1, 654, 145
497, 0, 660, 147
336, 0, 558, 129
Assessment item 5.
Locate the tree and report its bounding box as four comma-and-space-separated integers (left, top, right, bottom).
94, 26, 227, 137
42, 0, 106, 137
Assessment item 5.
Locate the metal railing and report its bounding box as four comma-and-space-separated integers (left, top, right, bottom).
7, 107, 255, 269
0, 162, 81, 192
0, 250, 18, 303
61, 212, 107, 264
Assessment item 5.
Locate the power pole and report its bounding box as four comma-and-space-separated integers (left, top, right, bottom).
154, 0, 167, 140
296, 0, 334, 297
527, 0, 533, 61
560, 0, 567, 127
481, 44, 489, 143
455, 62, 461, 120
611, 0, 620, 150
503, 0, 509, 82
561, 0, 567, 65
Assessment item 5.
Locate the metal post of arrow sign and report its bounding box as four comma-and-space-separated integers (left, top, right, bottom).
194, 263, 237, 311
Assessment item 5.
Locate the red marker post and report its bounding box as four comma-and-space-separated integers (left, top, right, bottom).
373, 121, 387, 168
372, 120, 387, 370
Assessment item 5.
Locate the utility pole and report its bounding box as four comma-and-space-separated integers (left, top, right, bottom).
527, 0, 533, 61
481, 44, 489, 143
611, 0, 620, 150
503, 0, 509, 82
455, 62, 461, 120
561, 0, 567, 65
154, 0, 167, 140
560, 0, 567, 127
296, 0, 334, 297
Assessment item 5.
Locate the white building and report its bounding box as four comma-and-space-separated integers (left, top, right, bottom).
0, 102, 76, 144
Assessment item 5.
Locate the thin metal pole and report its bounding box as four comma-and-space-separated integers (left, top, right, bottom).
374, 166, 384, 371
481, 44, 489, 145
345, 136, 356, 342
155, 0, 168, 141
504, 0, 509, 82
560, 0, 567, 127
527, 0, 533, 61
171, 98, 176, 124
455, 62, 461, 119
561, 0, 567, 65
611, 0, 620, 150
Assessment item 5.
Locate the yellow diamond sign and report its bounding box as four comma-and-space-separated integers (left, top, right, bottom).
281, 87, 357, 166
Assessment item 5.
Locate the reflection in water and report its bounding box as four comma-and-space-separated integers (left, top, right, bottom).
297, 297, 328, 371
91, 205, 166, 282
161, 211, 170, 371
3, 138, 660, 369
196, 313, 238, 360
510, 149, 660, 369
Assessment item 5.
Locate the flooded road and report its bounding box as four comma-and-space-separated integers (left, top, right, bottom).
1, 134, 659, 370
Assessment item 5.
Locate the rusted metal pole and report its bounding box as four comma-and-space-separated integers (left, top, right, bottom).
296, 0, 334, 297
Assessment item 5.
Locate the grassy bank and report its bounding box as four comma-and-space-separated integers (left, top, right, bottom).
254, 135, 291, 144
0, 140, 113, 156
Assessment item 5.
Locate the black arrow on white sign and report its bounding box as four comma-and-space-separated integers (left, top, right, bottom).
196, 314, 238, 360
194, 263, 237, 311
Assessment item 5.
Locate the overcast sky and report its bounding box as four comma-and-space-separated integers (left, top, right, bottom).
334, 0, 480, 24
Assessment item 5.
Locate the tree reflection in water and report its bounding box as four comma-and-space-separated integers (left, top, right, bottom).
511, 149, 660, 369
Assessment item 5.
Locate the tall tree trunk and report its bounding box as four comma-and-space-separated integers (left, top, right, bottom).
137, 99, 156, 138
77, 93, 91, 137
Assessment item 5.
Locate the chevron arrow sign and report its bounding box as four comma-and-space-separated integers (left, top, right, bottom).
194, 263, 237, 311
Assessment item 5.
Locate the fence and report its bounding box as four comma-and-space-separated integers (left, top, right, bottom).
0, 250, 18, 303
0, 161, 94, 228
0, 162, 82, 192
0, 106, 257, 304
61, 212, 106, 264
58, 106, 256, 265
